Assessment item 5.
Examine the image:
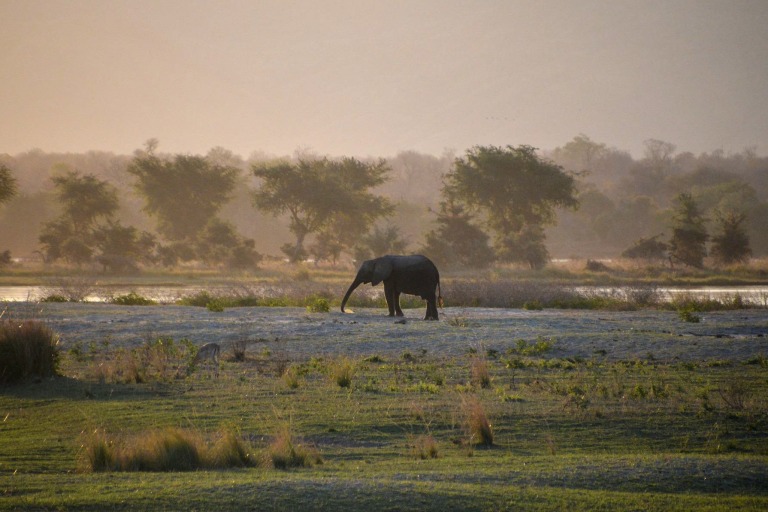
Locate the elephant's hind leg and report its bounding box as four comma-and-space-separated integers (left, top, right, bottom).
425, 299, 439, 320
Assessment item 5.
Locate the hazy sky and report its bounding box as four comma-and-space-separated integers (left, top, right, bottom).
2, 0, 767, 159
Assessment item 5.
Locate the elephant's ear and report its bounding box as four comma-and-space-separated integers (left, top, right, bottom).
371, 259, 393, 286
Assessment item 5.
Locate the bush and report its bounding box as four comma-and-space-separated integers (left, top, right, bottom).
0, 320, 60, 383
109, 292, 156, 306
306, 295, 331, 313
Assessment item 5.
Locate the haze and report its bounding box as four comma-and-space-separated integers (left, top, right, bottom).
2, 0, 767, 158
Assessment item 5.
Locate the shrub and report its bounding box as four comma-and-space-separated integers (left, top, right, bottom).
0, 319, 60, 383
206, 299, 225, 312
109, 292, 156, 306
306, 295, 330, 313
40, 294, 69, 303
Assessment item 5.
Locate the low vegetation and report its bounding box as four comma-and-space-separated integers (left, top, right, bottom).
0, 317, 59, 383
2, 309, 767, 510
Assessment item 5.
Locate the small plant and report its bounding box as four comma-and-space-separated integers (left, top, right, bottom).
410, 434, 439, 459
523, 300, 544, 311
447, 316, 471, 327
330, 357, 355, 388
306, 295, 330, 313
282, 366, 301, 389
231, 339, 247, 361
678, 307, 700, 323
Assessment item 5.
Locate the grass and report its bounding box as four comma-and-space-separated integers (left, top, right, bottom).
3, 323, 767, 510
2, 261, 768, 510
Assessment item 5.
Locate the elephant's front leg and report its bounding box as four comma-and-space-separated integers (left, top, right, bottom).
393, 291, 404, 316
383, 282, 396, 316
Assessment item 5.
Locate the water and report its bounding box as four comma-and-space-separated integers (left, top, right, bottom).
2, 285, 767, 305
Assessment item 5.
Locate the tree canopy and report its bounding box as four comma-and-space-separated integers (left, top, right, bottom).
444, 145, 578, 268
0, 165, 18, 205
127, 147, 240, 241
710, 210, 751, 266
669, 193, 708, 268
39, 171, 120, 265
252, 157, 392, 262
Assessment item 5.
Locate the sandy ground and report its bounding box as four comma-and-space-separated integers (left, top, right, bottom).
5, 302, 768, 363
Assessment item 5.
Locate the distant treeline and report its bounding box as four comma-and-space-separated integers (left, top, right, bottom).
1, 135, 766, 264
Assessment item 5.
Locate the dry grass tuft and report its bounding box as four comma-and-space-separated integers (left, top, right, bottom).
80, 426, 254, 472
470, 357, 492, 389
0, 319, 60, 383
265, 426, 321, 469
462, 396, 494, 447
330, 357, 355, 388
410, 434, 439, 459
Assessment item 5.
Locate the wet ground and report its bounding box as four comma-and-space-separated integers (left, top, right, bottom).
6, 302, 768, 363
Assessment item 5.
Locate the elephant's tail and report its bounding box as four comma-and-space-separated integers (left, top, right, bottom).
437, 280, 444, 309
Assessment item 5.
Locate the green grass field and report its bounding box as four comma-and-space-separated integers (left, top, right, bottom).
1, 301, 767, 510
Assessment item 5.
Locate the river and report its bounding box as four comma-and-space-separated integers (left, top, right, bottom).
1, 284, 767, 305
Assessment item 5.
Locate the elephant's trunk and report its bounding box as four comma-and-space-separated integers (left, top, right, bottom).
340, 278, 362, 313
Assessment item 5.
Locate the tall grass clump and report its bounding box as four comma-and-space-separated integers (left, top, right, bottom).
470, 357, 492, 389
80, 427, 254, 472
0, 319, 60, 383
410, 434, 439, 459
462, 396, 494, 447
266, 426, 321, 469
330, 357, 355, 388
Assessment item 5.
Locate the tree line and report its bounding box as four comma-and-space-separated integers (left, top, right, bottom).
0, 135, 766, 271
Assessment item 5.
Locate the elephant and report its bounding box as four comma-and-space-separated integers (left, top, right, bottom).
340, 254, 442, 320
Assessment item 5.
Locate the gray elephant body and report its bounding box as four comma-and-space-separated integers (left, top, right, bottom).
341, 255, 442, 320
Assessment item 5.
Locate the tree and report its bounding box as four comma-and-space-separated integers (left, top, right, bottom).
668, 193, 708, 268
621, 235, 669, 261
0, 164, 18, 205
92, 221, 157, 271
50, 171, 118, 235
253, 157, 392, 262
128, 145, 240, 241
421, 199, 494, 269
710, 210, 751, 265
444, 145, 578, 268
352, 224, 409, 263
195, 218, 262, 269
39, 172, 119, 265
